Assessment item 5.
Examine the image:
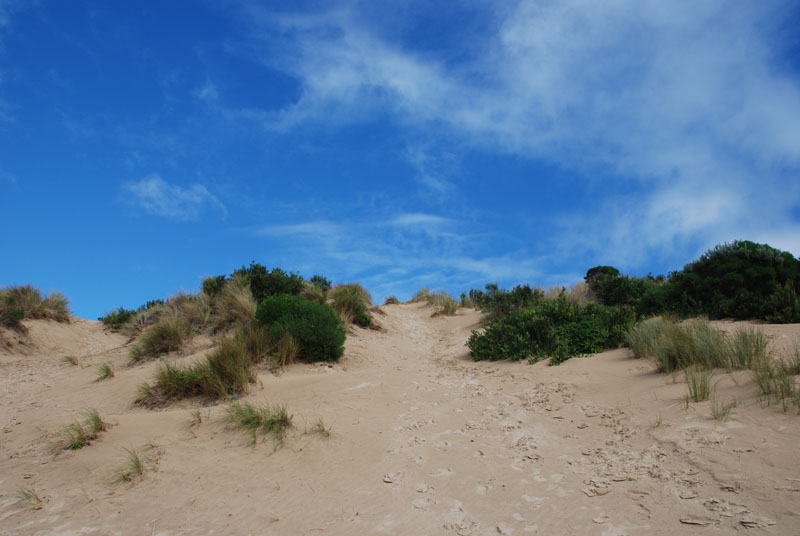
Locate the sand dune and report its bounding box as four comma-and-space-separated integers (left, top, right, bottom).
1, 303, 799, 534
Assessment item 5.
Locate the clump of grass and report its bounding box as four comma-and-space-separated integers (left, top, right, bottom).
129, 315, 189, 363
96, 363, 115, 381
135, 326, 265, 406
685, 365, 711, 402
710, 394, 737, 421
427, 291, 458, 316
212, 279, 257, 331
330, 284, 372, 327
729, 326, 770, 369
275, 332, 299, 368
384, 296, 400, 305
15, 488, 43, 510
112, 447, 145, 484
649, 415, 664, 429
410, 288, 431, 303
61, 355, 79, 366
625, 318, 765, 373
1, 285, 71, 332
300, 284, 327, 304
225, 401, 293, 443
308, 417, 331, 437
51, 409, 107, 452
624, 317, 667, 359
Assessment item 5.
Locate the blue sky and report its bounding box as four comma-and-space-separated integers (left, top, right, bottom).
1, 1, 800, 319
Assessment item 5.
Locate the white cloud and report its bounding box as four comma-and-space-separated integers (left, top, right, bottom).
122, 174, 227, 221
237, 1, 800, 261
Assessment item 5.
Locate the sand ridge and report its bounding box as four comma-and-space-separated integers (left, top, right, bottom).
1, 303, 799, 534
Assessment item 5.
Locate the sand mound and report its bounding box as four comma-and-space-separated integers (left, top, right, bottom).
1, 304, 799, 534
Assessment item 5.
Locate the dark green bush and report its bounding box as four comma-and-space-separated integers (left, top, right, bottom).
256, 295, 345, 362
99, 307, 137, 330
669, 241, 800, 321
584, 266, 658, 308
467, 298, 634, 364
233, 263, 305, 303
202, 275, 227, 297
468, 283, 544, 319
766, 280, 800, 323
309, 275, 332, 293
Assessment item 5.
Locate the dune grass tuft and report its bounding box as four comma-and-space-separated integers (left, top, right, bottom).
410, 288, 431, 303
384, 296, 400, 305
129, 315, 189, 363
225, 401, 293, 443
61, 355, 79, 366
15, 488, 43, 510
95, 363, 115, 381
330, 284, 372, 327
427, 291, 459, 316
1, 285, 71, 332
112, 447, 145, 484
684, 365, 712, 402
52, 409, 107, 452
710, 394, 737, 421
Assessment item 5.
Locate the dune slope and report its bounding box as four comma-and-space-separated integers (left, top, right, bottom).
1, 303, 799, 534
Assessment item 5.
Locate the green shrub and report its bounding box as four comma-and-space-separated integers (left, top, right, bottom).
256, 295, 345, 362
467, 298, 634, 364
202, 275, 227, 297
585, 266, 660, 308
384, 296, 400, 305
232, 262, 305, 303
468, 283, 544, 319
671, 240, 800, 320
766, 280, 800, 323
99, 307, 138, 330
309, 275, 332, 293
330, 284, 372, 327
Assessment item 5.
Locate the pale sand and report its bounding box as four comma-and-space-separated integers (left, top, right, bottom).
1, 303, 799, 535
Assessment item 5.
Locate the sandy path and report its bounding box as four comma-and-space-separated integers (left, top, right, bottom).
1, 304, 799, 534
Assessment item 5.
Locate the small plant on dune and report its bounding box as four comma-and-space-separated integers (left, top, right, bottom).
51, 409, 107, 452
427, 291, 458, 316
112, 447, 145, 484
784, 338, 800, 375
459, 292, 474, 308
729, 326, 771, 370
96, 363, 115, 381
61, 355, 79, 366
710, 394, 737, 421
684, 365, 712, 402
201, 275, 227, 298
648, 416, 664, 429
330, 284, 372, 327
411, 288, 431, 303
129, 315, 189, 363
307, 417, 332, 438
225, 401, 293, 444
384, 296, 400, 305
15, 488, 43, 510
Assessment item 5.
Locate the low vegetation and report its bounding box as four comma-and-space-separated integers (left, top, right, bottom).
15, 488, 43, 510
257, 295, 346, 362
51, 409, 107, 452
468, 297, 635, 365
425, 290, 459, 316
330, 283, 372, 326
384, 296, 400, 305
95, 363, 115, 381
225, 400, 293, 444
111, 444, 160, 485
1, 285, 70, 332
627, 318, 800, 413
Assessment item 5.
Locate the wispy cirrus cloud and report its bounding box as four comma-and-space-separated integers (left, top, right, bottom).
122, 174, 227, 221
233, 1, 800, 264
251, 212, 545, 300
